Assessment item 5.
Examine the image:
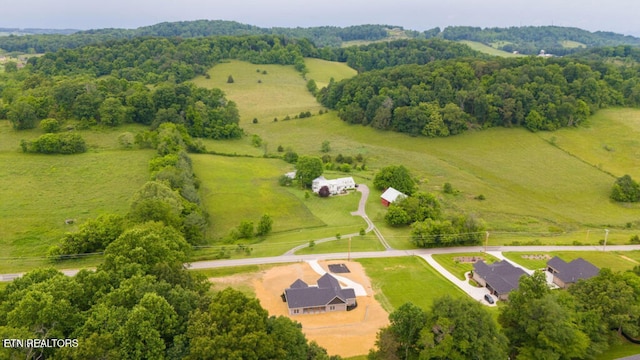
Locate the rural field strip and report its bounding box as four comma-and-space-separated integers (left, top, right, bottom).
306, 259, 367, 296
4, 245, 639, 282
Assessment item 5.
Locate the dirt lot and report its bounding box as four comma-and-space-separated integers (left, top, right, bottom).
210, 260, 389, 358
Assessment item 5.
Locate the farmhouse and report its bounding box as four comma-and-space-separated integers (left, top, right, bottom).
473, 260, 528, 301
311, 176, 356, 195
546, 257, 599, 289
283, 273, 357, 315
380, 187, 407, 207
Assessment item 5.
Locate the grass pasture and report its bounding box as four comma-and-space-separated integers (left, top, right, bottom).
296, 234, 386, 255
540, 108, 640, 180
502, 251, 639, 272
191, 154, 323, 240
432, 252, 500, 280
246, 111, 640, 237
561, 40, 587, 49
192, 60, 323, 123
304, 58, 357, 88
459, 40, 524, 57
357, 256, 466, 312
0, 120, 153, 272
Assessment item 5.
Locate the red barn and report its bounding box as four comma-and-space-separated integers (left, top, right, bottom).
380, 187, 407, 207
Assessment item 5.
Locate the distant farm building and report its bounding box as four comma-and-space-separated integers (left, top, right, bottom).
546, 257, 599, 289
311, 176, 356, 195
283, 273, 357, 315
473, 260, 529, 301
284, 171, 296, 179
380, 187, 407, 207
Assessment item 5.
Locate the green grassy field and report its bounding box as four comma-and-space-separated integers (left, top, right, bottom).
0, 120, 153, 272
191, 154, 324, 239
304, 58, 357, 88
432, 252, 500, 280
539, 108, 640, 180
503, 251, 639, 272
459, 40, 524, 57
561, 40, 587, 49
357, 256, 466, 312
191, 60, 324, 123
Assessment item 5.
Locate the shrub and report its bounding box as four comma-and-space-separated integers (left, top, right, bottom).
443, 182, 454, 194
227, 75, 235, 83
252, 118, 258, 124
318, 185, 331, 197
24, 133, 87, 154
630, 235, 640, 244
40, 118, 61, 133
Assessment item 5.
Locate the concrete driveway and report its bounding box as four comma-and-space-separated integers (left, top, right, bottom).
418, 254, 496, 307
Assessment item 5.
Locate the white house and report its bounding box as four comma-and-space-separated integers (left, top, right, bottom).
312, 176, 356, 195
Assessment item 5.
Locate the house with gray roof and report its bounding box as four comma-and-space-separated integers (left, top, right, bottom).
546, 257, 599, 289
472, 260, 529, 300
284, 273, 357, 315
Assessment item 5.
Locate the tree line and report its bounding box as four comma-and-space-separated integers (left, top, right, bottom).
0, 21, 396, 53
371, 268, 640, 359
318, 56, 640, 136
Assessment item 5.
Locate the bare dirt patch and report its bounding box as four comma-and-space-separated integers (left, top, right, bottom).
251, 260, 389, 358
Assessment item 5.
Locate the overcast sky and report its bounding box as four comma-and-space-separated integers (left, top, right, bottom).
3, 0, 639, 36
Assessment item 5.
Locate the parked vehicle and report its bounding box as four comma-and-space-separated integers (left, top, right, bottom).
484, 294, 495, 304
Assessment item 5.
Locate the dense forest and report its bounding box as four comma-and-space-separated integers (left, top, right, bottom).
318, 56, 640, 136
3, 20, 640, 56
0, 21, 399, 53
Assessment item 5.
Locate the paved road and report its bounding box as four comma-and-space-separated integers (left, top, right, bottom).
4, 245, 640, 282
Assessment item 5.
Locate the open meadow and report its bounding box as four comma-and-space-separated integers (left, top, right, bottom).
0, 120, 153, 272
191, 60, 324, 123
459, 40, 524, 57
189, 59, 640, 251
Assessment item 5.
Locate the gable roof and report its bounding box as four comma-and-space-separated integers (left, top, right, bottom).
473, 260, 528, 295
289, 279, 308, 289
547, 257, 599, 284
284, 274, 356, 309
380, 187, 407, 203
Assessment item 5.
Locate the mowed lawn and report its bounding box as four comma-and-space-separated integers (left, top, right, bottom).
432, 252, 500, 280
191, 60, 323, 123
503, 251, 639, 272
357, 256, 466, 312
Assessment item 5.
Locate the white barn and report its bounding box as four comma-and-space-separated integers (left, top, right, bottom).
312, 176, 356, 195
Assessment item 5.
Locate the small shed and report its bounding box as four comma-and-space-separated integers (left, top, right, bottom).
380, 187, 407, 207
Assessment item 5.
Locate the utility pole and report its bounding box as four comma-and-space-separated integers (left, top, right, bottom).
483, 231, 490, 252
603, 229, 609, 252
586, 230, 590, 243
348, 237, 352, 261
